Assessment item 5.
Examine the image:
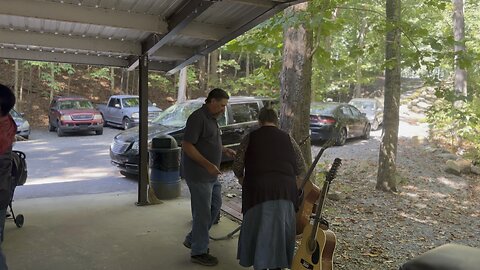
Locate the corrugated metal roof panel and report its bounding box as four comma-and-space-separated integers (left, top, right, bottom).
0, 0, 303, 72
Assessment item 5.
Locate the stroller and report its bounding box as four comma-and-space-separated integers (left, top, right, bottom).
8, 150, 27, 228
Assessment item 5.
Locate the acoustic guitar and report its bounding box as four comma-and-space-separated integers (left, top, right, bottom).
296, 141, 334, 234
292, 158, 342, 270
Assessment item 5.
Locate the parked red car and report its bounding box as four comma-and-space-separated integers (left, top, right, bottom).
48, 96, 104, 137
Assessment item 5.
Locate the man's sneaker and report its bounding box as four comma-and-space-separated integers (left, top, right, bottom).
191, 253, 218, 266
183, 239, 209, 253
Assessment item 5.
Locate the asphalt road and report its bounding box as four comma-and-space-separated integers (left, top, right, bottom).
12, 127, 137, 200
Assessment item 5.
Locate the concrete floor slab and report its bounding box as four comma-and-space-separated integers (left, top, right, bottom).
3, 192, 246, 270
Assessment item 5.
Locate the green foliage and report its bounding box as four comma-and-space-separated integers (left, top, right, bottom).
427, 86, 480, 159
89, 67, 110, 80
222, 66, 280, 98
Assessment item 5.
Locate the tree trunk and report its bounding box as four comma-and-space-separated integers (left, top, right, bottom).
19, 62, 24, 103
178, 67, 188, 103
14, 60, 19, 108
453, 0, 467, 96
198, 56, 208, 94
120, 68, 125, 93
67, 76, 71, 95
50, 64, 55, 101
354, 17, 368, 98
219, 50, 223, 84
126, 71, 130, 94
246, 53, 250, 77
210, 50, 219, 87
377, 0, 401, 192
28, 65, 33, 94
133, 70, 138, 95
235, 50, 243, 78
111, 67, 115, 94
279, 2, 313, 165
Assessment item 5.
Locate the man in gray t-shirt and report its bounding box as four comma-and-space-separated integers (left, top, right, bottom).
181, 88, 235, 267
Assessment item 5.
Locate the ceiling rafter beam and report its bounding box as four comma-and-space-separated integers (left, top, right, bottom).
0, 0, 168, 33
180, 22, 230, 41
0, 29, 141, 55
223, 0, 275, 8
152, 46, 195, 60
0, 48, 128, 67
128, 0, 216, 70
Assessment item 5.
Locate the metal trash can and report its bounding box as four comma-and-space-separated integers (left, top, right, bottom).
149, 135, 181, 199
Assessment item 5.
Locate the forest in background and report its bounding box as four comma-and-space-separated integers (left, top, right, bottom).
0, 0, 479, 164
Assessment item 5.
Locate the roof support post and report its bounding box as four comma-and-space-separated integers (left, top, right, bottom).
137, 54, 150, 206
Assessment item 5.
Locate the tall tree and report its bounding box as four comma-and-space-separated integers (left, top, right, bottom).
279, 2, 313, 165
377, 0, 401, 192
453, 0, 467, 96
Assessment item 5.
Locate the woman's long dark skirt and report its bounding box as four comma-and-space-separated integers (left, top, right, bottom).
237, 200, 296, 270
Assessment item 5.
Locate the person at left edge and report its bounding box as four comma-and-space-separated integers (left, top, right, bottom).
0, 83, 17, 270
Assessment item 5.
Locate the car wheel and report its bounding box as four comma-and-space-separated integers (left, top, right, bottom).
56, 122, 64, 137
362, 124, 371, 139
372, 119, 379, 130
335, 128, 347, 146
22, 135, 29, 140
122, 117, 131, 130
48, 121, 55, 132
95, 129, 103, 135
101, 114, 108, 127
120, 171, 139, 180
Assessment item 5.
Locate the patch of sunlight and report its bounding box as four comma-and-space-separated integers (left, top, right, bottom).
402, 192, 419, 198
16, 140, 48, 146
92, 151, 110, 157
23, 146, 58, 152
399, 212, 438, 225
57, 151, 75, 156
25, 167, 112, 185
414, 203, 427, 209
422, 191, 449, 199
436, 176, 467, 189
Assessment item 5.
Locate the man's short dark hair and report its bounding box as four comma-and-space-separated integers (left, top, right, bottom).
206, 88, 229, 103
0, 84, 16, 116
258, 107, 278, 125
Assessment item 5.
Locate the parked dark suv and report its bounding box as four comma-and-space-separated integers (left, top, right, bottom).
48, 96, 104, 137
110, 96, 275, 175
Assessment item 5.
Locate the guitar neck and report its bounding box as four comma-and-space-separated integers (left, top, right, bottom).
305, 158, 341, 251
308, 180, 330, 246
300, 147, 326, 190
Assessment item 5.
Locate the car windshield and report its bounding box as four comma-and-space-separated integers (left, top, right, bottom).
9, 109, 21, 118
350, 100, 375, 111
311, 103, 338, 114
58, 100, 94, 109
152, 102, 203, 127
122, 98, 153, 107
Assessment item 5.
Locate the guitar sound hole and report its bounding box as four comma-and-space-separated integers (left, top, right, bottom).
311, 241, 320, 264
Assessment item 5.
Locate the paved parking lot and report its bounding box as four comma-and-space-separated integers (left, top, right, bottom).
12, 127, 137, 199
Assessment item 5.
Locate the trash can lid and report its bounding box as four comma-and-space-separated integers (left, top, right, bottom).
151, 135, 178, 149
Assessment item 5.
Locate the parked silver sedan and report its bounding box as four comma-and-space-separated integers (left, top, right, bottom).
10, 108, 31, 139
349, 98, 383, 130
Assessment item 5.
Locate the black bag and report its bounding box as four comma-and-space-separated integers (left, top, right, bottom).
11, 150, 27, 186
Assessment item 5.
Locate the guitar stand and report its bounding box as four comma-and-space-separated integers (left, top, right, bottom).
210, 224, 241, 241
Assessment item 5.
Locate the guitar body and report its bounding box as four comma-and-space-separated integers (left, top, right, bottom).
296, 181, 321, 234
292, 223, 337, 270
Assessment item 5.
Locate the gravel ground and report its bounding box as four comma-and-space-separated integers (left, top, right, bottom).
217, 105, 480, 270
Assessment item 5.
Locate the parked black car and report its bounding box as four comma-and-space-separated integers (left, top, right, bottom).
349, 98, 383, 130
10, 109, 31, 139
310, 102, 371, 146
110, 96, 275, 175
